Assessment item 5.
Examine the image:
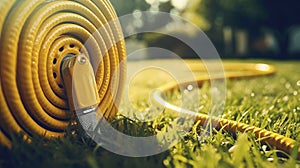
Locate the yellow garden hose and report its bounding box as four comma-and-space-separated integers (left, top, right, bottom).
0, 0, 299, 160
0, 0, 126, 147
152, 62, 300, 159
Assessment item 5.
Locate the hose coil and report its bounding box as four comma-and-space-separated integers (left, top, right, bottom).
0, 0, 126, 147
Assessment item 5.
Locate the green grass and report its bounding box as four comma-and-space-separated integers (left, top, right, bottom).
1, 59, 300, 168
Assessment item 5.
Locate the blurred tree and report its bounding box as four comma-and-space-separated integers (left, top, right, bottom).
109, 0, 300, 58
181, 0, 211, 31
197, 0, 300, 58
261, 0, 300, 58
218, 0, 266, 29
110, 0, 150, 15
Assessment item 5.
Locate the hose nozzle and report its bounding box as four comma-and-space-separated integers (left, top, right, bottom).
61, 54, 99, 134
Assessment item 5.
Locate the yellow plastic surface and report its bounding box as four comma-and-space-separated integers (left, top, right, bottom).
61, 55, 100, 111
0, 0, 126, 143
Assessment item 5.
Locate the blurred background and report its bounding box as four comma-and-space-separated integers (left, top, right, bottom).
110, 0, 300, 60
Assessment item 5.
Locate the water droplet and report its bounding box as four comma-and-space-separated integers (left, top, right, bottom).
293, 91, 298, 96
262, 145, 268, 151
139, 113, 145, 120
285, 83, 291, 89
198, 105, 204, 111
262, 109, 268, 115
283, 96, 289, 102
297, 107, 300, 110
251, 92, 255, 97
187, 85, 194, 91
183, 89, 189, 94
228, 145, 237, 153
297, 80, 300, 86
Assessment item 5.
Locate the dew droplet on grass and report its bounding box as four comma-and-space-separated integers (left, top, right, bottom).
285, 82, 291, 89
183, 90, 189, 94
262, 145, 268, 152
228, 145, 237, 153
187, 85, 193, 91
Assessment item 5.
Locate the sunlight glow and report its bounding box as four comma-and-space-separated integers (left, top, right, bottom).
255, 64, 270, 71
145, 0, 156, 4
171, 0, 189, 10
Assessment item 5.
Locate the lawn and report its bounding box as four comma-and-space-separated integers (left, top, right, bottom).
0, 59, 299, 168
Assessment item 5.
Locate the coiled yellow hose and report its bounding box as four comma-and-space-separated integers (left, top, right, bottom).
0, 0, 126, 147
0, 0, 298, 160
